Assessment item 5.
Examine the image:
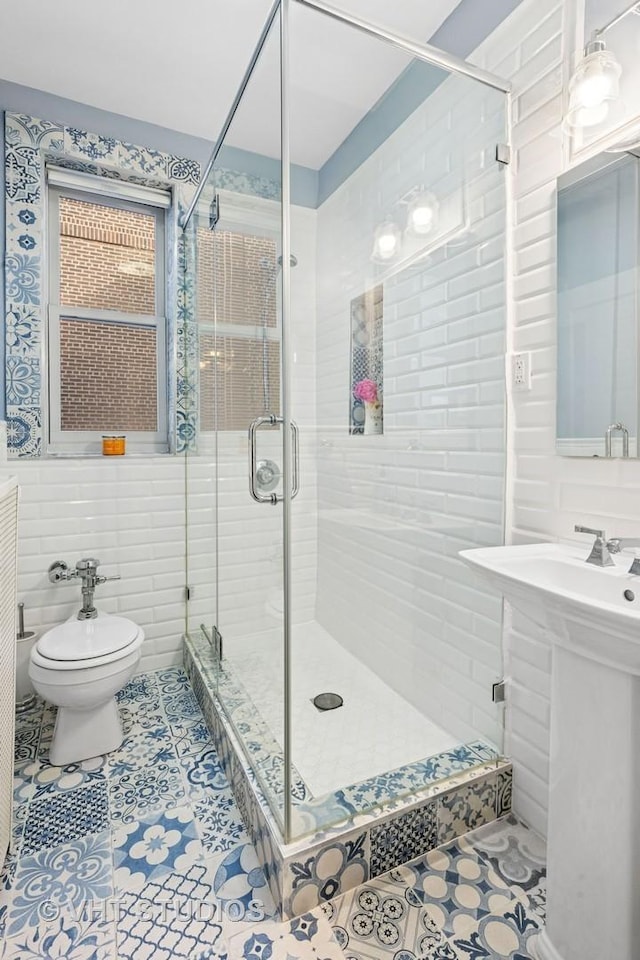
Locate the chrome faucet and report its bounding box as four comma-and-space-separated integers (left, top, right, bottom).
606, 538, 640, 575
48, 557, 121, 619
575, 527, 640, 573
574, 526, 615, 566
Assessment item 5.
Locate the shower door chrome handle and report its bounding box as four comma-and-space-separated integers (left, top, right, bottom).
249, 415, 299, 504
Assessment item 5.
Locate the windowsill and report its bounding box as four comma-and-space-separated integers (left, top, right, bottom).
41, 451, 178, 460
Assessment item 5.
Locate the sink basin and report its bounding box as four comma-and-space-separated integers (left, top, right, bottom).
460, 542, 640, 673
460, 540, 640, 960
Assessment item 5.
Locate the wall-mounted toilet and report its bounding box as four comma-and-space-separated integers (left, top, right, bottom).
29, 613, 144, 766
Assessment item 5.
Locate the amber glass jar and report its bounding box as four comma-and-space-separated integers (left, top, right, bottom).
102, 436, 126, 456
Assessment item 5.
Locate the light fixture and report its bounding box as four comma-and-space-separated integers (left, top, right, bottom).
372, 221, 402, 262
565, 38, 622, 130
564, 2, 640, 132
406, 191, 439, 236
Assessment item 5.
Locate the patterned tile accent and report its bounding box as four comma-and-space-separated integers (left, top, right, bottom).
229, 912, 345, 960
323, 873, 453, 960
116, 863, 226, 959
210, 841, 275, 914
437, 774, 498, 844
369, 801, 437, 878
22, 781, 109, 854
113, 805, 203, 893
5, 830, 113, 936
193, 789, 249, 854
3, 112, 200, 457
3, 911, 116, 960
284, 832, 370, 918
109, 760, 187, 825
463, 815, 547, 923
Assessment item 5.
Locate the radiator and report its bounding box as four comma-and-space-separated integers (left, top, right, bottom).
0, 478, 18, 865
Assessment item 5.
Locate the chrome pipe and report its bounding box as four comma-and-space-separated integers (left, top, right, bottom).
595, 0, 640, 39
181, 0, 282, 228
293, 0, 511, 93
280, 0, 293, 846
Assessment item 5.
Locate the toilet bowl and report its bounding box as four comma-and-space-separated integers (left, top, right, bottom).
28, 612, 144, 766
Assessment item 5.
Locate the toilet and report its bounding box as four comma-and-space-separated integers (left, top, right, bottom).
28, 612, 144, 766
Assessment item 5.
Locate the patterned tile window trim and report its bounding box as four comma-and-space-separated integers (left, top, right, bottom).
3, 112, 200, 458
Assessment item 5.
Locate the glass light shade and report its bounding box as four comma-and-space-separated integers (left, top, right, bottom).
565, 46, 622, 130
372, 221, 401, 261
407, 192, 439, 236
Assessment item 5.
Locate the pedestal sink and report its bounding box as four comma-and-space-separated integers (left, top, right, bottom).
460, 542, 640, 960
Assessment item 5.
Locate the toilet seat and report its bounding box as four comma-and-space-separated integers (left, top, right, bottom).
32, 615, 143, 671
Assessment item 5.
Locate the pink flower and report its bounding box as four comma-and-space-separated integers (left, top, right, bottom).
354, 379, 378, 404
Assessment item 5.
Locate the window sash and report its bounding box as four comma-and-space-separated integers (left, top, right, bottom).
47, 184, 168, 454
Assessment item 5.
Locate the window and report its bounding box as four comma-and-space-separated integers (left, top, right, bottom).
196, 201, 281, 432
47, 169, 170, 453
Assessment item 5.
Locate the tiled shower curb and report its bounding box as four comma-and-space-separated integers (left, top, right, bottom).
184, 635, 512, 919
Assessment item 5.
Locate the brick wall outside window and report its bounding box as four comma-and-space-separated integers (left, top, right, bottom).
56, 196, 160, 433
60, 318, 158, 432
197, 228, 280, 430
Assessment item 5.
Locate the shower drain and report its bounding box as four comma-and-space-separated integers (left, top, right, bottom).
312, 692, 344, 711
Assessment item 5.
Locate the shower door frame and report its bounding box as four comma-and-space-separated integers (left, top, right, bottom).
183, 0, 511, 844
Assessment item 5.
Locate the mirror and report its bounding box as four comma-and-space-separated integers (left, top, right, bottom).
556, 151, 639, 457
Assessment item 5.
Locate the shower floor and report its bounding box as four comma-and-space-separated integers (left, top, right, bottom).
225, 621, 459, 798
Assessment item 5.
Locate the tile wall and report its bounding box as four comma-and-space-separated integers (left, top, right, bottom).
314, 66, 509, 753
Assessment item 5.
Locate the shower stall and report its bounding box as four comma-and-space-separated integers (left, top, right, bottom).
180, 0, 511, 909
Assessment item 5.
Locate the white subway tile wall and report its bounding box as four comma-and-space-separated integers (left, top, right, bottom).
314, 70, 508, 756
11, 457, 186, 672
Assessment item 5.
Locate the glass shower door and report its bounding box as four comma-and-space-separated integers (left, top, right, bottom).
285, 1, 509, 839
187, 6, 290, 830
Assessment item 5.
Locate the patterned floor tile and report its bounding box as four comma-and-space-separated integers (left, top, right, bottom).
2, 910, 117, 959
171, 717, 215, 758
180, 745, 229, 797
156, 667, 192, 699
22, 781, 109, 854
113, 805, 203, 893
462, 816, 546, 922
115, 862, 226, 960
163, 690, 205, 723
14, 723, 41, 764
117, 672, 160, 707
437, 777, 497, 844
193, 789, 249, 854
445, 899, 542, 959
18, 753, 107, 801
322, 873, 455, 960
229, 912, 345, 960
109, 761, 187, 825
209, 842, 275, 917
5, 830, 113, 936
399, 842, 518, 940
108, 723, 178, 776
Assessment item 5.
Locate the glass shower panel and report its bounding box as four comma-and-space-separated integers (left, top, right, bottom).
184, 10, 289, 829
287, 4, 508, 837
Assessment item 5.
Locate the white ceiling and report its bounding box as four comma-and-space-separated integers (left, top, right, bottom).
0, 0, 462, 169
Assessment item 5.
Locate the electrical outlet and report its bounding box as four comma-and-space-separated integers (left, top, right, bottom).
512, 352, 531, 391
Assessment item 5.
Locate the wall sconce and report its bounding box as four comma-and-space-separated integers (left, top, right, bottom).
565, 2, 640, 131
406, 191, 439, 236
371, 188, 440, 264
372, 221, 402, 262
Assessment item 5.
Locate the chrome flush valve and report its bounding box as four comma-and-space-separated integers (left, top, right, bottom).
48, 557, 121, 619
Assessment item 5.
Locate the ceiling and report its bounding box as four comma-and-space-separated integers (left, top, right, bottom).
0, 0, 465, 169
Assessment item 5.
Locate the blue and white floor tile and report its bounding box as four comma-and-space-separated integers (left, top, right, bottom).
2, 666, 546, 959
